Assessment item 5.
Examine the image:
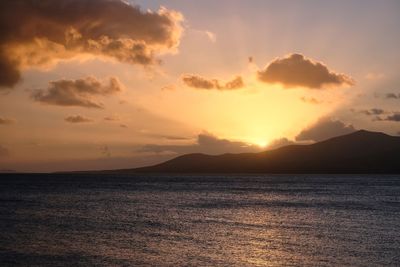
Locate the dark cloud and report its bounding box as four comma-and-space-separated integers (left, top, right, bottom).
64, 115, 93, 123
31, 76, 122, 108
351, 108, 400, 122
258, 53, 354, 89
296, 118, 356, 142
138, 133, 260, 155
386, 93, 400, 99
224, 76, 245, 90
119, 124, 128, 128
381, 113, 400, 122
0, 117, 16, 125
300, 96, 322, 104
267, 138, 295, 150
0, 50, 20, 89
0, 0, 183, 89
0, 145, 10, 158
182, 74, 244, 90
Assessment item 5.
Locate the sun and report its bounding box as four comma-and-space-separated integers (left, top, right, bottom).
254, 140, 268, 148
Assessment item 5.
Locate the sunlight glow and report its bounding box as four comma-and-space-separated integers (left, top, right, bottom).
254, 140, 269, 148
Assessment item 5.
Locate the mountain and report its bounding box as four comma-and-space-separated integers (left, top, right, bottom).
114, 130, 400, 173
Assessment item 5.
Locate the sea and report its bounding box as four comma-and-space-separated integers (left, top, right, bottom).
0, 174, 399, 266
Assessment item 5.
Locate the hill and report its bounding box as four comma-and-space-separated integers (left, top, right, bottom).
112, 130, 400, 173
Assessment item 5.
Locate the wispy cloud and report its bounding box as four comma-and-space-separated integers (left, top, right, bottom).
64, 115, 93, 123
182, 74, 244, 90
104, 116, 120, 121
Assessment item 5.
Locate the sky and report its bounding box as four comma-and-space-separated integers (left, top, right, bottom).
0, 0, 400, 172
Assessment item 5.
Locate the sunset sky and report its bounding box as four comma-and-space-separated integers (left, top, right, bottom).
1, 0, 400, 172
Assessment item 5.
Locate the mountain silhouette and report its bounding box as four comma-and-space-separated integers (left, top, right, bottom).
114, 130, 400, 173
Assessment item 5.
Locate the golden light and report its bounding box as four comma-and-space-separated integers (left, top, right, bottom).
254, 140, 269, 148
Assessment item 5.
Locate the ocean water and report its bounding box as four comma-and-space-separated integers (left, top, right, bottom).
0, 174, 399, 266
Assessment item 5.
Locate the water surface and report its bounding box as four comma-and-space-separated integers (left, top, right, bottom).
0, 174, 399, 266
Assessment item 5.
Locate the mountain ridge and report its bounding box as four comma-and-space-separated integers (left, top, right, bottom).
107, 130, 400, 174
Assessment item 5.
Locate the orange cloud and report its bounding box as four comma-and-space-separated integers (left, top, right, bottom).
258, 54, 354, 89
31, 76, 122, 108
0, 0, 184, 89
182, 74, 244, 90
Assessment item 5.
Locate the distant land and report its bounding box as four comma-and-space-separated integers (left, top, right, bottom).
105, 130, 400, 174
0, 169, 17, 173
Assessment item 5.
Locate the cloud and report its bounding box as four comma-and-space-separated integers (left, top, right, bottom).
0, 145, 10, 158
300, 96, 322, 104
258, 53, 354, 89
296, 118, 356, 142
31, 76, 122, 108
182, 74, 244, 90
352, 108, 386, 116
350, 108, 400, 122
103, 115, 128, 127
182, 75, 214, 89
161, 84, 176, 91
143, 133, 191, 140
267, 138, 295, 150
364, 109, 386, 115
380, 113, 400, 122
64, 115, 93, 123
0, 117, 16, 125
350, 109, 400, 122
386, 93, 400, 99
0, 0, 184, 89
137, 132, 261, 155
104, 116, 119, 121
